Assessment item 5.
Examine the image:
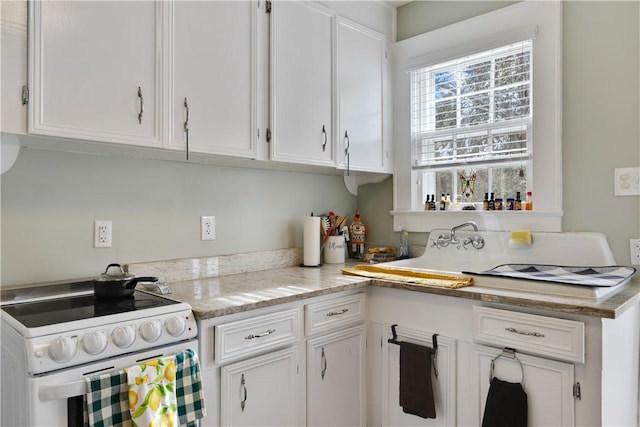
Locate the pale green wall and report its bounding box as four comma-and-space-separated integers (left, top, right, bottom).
2, 1, 639, 286
396, 0, 518, 41
1, 148, 356, 285
362, 1, 640, 264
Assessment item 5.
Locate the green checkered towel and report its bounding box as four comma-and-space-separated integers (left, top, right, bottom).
176, 349, 207, 426
85, 348, 206, 427
85, 371, 130, 427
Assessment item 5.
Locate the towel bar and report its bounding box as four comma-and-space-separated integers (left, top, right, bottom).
388, 324, 439, 377
490, 347, 524, 384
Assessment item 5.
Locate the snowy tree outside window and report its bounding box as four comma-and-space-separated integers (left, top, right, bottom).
411, 40, 532, 206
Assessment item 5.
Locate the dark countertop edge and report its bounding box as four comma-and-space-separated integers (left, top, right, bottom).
191, 281, 370, 320
189, 273, 640, 321
367, 278, 640, 319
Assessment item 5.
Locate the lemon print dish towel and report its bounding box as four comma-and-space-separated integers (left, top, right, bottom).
125, 355, 178, 427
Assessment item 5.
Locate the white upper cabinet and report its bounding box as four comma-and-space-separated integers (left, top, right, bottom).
336, 17, 387, 173
168, 1, 257, 159
24, 0, 392, 171
2, 0, 28, 135
28, 1, 162, 147
270, 1, 334, 167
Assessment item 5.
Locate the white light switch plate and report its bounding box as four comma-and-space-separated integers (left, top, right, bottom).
614, 167, 640, 196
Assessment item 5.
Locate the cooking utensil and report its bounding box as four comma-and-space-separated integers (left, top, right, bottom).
94, 263, 158, 298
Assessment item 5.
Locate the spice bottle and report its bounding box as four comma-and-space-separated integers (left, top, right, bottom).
439, 193, 446, 211
515, 192, 522, 210
424, 195, 430, 211
506, 198, 514, 210
483, 193, 489, 210
488, 192, 495, 210
430, 195, 436, 211
525, 191, 533, 210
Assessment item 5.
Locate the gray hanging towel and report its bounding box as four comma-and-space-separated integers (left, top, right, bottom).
399, 341, 436, 419
481, 377, 528, 427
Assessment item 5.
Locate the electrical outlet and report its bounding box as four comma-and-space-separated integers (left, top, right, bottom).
201, 216, 215, 241
615, 167, 640, 196
630, 239, 640, 265
94, 220, 112, 248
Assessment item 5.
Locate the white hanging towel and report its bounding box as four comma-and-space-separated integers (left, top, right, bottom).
125, 355, 178, 427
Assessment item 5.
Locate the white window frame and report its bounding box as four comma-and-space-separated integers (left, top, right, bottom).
391, 1, 563, 232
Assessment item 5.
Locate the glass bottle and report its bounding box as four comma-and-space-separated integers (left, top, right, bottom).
515, 191, 522, 210
399, 227, 410, 259
483, 193, 489, 210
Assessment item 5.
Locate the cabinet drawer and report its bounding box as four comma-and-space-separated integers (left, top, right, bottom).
472, 306, 585, 363
305, 293, 365, 336
215, 308, 301, 364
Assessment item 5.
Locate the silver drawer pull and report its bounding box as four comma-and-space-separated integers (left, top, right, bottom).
505, 327, 545, 338
321, 347, 327, 380
240, 374, 247, 411
137, 86, 144, 124
244, 328, 276, 340
326, 308, 348, 317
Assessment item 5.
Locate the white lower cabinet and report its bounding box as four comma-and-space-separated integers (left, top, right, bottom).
198, 291, 366, 426
364, 287, 626, 427
469, 344, 575, 426
307, 325, 366, 426
305, 292, 367, 426
220, 345, 304, 426
381, 324, 456, 426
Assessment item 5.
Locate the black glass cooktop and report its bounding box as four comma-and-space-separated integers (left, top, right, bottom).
2, 290, 179, 328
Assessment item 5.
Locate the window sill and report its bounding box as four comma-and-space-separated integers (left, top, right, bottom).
390, 210, 563, 233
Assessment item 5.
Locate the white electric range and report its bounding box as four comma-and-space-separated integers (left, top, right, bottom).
1, 279, 198, 426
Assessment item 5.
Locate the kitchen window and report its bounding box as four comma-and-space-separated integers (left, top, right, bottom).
412, 40, 532, 208
391, 1, 562, 232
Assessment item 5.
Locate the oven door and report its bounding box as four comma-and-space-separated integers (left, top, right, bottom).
21, 340, 197, 427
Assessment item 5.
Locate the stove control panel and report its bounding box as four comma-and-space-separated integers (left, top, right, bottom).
26, 309, 197, 375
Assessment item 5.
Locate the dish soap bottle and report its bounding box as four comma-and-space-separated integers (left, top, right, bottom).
399, 227, 410, 259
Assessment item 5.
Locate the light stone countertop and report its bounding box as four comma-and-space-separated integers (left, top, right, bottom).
126, 249, 640, 320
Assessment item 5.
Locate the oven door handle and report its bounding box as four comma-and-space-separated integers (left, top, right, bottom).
39, 379, 88, 401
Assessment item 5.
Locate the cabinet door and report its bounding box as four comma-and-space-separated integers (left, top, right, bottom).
471, 344, 575, 426
336, 17, 386, 173
220, 346, 304, 426
170, 1, 257, 159
383, 326, 456, 426
270, 1, 334, 167
28, 1, 161, 147
2, 0, 27, 134
307, 324, 366, 426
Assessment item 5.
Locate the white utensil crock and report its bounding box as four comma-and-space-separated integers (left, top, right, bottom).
324, 236, 346, 264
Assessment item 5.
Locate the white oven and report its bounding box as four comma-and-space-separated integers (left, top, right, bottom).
1, 280, 198, 426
